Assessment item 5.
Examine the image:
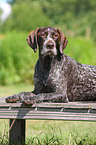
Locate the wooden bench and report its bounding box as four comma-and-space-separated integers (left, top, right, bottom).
0, 97, 96, 144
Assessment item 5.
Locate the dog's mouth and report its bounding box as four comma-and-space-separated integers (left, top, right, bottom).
43, 51, 54, 56
41, 48, 57, 57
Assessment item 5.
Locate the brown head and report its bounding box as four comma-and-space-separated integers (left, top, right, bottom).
27, 27, 68, 56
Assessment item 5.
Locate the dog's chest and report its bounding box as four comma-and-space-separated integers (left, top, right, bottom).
43, 65, 63, 85
35, 59, 65, 87
49, 64, 64, 83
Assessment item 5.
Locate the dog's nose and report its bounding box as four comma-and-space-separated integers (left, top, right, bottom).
46, 42, 54, 49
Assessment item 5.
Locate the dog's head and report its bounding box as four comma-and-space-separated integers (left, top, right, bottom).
27, 27, 68, 56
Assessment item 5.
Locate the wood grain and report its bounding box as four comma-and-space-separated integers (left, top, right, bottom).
0, 97, 96, 121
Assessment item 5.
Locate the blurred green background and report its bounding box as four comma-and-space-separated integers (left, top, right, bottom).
0, 0, 96, 85
0, 1, 96, 144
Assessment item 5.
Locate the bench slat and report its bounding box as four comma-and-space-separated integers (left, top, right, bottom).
0, 97, 96, 121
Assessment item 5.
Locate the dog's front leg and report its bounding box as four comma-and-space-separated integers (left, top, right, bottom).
6, 92, 69, 105
20, 92, 69, 105
5, 92, 35, 103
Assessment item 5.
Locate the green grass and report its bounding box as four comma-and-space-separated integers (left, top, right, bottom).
0, 119, 96, 144
0, 83, 34, 97
26, 120, 96, 145
0, 84, 96, 144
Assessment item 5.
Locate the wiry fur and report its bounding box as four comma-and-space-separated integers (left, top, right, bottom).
6, 27, 96, 105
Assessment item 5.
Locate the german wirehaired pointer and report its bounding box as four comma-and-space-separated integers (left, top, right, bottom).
6, 27, 96, 105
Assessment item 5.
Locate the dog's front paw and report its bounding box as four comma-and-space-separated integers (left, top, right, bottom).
6, 95, 20, 103
20, 94, 37, 105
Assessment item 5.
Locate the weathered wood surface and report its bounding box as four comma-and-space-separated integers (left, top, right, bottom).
0, 97, 96, 121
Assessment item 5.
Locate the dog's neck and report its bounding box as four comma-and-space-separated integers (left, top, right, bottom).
39, 55, 53, 71
39, 53, 63, 71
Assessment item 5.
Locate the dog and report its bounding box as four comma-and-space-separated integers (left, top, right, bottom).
6, 27, 96, 105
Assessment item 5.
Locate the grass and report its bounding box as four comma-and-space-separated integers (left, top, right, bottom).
26, 120, 96, 144
0, 84, 96, 144
0, 83, 34, 97
0, 119, 96, 144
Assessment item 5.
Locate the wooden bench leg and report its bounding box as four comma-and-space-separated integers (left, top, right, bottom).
9, 119, 26, 144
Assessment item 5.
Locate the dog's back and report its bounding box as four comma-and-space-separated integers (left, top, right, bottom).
66, 55, 96, 101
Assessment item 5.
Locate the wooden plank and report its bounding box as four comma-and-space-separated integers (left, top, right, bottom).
0, 97, 96, 121
0, 109, 96, 121
0, 97, 96, 145
0, 103, 94, 109
1, 97, 96, 108
5, 115, 96, 121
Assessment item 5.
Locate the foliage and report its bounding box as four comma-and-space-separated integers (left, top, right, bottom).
40, 0, 96, 40
0, 31, 38, 85
65, 36, 96, 65
0, 31, 95, 85
0, 0, 96, 85
1, 0, 96, 40
1, 1, 50, 32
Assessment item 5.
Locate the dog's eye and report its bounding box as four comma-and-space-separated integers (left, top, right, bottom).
54, 34, 58, 37
41, 32, 47, 37
52, 33, 58, 39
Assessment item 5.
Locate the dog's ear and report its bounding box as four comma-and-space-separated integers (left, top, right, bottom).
57, 29, 68, 53
27, 27, 40, 52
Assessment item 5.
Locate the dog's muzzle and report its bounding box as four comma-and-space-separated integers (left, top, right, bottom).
46, 41, 54, 49
41, 38, 57, 56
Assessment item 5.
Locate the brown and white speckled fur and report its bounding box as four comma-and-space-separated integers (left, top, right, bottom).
6, 27, 96, 105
